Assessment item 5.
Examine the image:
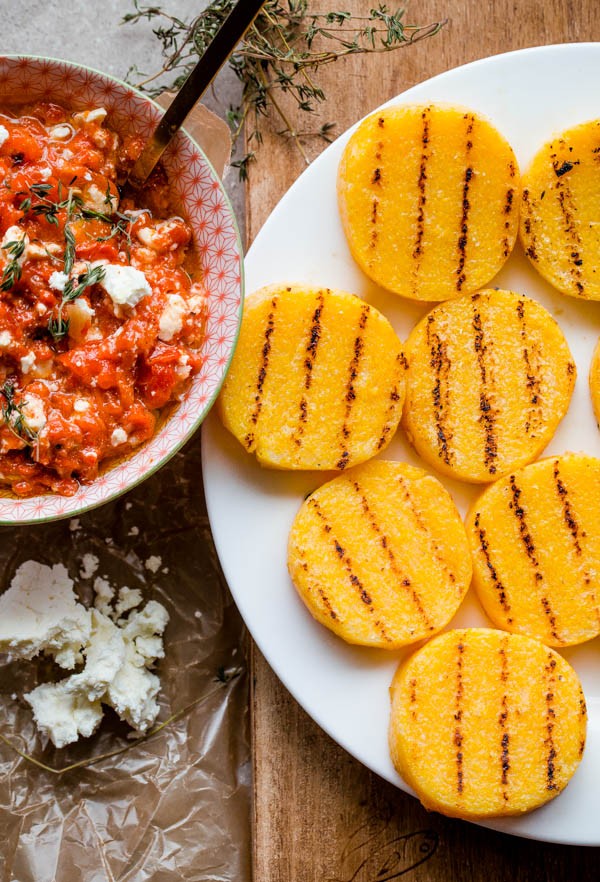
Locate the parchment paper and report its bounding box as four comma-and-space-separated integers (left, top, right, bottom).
0, 105, 250, 882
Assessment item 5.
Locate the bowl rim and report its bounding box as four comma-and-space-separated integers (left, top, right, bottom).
0, 54, 245, 524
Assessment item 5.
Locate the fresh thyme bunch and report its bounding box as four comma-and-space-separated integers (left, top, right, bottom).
123, 1, 445, 177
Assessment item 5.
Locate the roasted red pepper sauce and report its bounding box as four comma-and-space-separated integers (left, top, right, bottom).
0, 102, 207, 497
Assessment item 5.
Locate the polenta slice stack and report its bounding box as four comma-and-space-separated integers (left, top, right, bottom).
467, 454, 600, 646
337, 104, 520, 301
403, 289, 576, 483
389, 629, 586, 819
520, 120, 600, 299
287, 460, 472, 648
218, 284, 406, 470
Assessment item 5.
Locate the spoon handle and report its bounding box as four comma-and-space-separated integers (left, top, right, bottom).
130, 0, 266, 186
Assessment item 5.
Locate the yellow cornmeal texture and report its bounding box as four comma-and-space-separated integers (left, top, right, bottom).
403, 289, 576, 483
217, 284, 406, 470
589, 338, 600, 425
337, 104, 520, 301
287, 460, 472, 649
467, 454, 600, 646
389, 629, 586, 819
520, 119, 600, 299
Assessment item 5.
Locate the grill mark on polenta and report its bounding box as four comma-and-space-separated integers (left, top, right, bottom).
292, 291, 325, 448
409, 677, 418, 722
426, 315, 454, 465
337, 305, 370, 470
552, 460, 582, 555
544, 654, 559, 791
308, 497, 391, 642
244, 296, 278, 449
516, 300, 543, 435
521, 188, 539, 262
376, 353, 405, 451
412, 107, 431, 286
317, 587, 339, 621
498, 639, 510, 800
501, 187, 515, 258
473, 512, 512, 622
509, 476, 561, 642
352, 479, 433, 630
397, 474, 458, 591
454, 639, 465, 795
456, 115, 475, 291
472, 301, 498, 474
552, 461, 600, 627
555, 181, 585, 294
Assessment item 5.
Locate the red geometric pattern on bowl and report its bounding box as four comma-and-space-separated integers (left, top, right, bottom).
0, 56, 243, 524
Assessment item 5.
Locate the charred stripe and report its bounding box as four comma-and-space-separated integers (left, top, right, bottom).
473, 512, 512, 620
337, 305, 369, 469
426, 314, 454, 465
472, 302, 498, 473
352, 480, 433, 630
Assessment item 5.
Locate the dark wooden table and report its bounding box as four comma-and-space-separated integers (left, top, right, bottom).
247, 2, 600, 878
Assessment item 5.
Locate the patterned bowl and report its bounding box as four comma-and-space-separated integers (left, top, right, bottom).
0, 56, 243, 524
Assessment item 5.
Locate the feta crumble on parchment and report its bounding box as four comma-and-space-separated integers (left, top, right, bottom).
0, 561, 169, 748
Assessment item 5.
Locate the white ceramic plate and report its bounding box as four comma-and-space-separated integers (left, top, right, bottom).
203, 44, 600, 845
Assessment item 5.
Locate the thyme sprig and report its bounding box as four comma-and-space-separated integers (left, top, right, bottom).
123, 1, 445, 177
0, 380, 38, 445
0, 238, 26, 292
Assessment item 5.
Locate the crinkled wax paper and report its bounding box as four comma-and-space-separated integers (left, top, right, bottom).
0, 108, 250, 882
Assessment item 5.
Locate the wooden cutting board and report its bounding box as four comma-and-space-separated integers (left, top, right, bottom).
246, 2, 600, 878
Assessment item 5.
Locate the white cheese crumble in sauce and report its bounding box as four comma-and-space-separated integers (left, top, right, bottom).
99, 264, 152, 312
0, 560, 169, 748
0, 330, 12, 347
0, 125, 9, 147
144, 555, 162, 574
20, 352, 36, 374
111, 427, 128, 447
158, 293, 186, 342
49, 270, 69, 292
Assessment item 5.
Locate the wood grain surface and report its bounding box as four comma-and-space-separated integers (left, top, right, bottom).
247, 2, 600, 879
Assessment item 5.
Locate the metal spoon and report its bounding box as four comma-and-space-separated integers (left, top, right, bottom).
129, 0, 266, 187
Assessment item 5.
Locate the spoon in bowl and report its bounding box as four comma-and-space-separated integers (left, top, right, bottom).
129, 0, 266, 187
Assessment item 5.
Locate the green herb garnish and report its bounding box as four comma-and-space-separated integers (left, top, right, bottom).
123, 0, 445, 176
0, 380, 38, 445
47, 264, 106, 341
0, 237, 26, 292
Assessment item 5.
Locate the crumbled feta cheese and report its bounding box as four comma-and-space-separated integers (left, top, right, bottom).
111, 427, 127, 447
0, 561, 91, 669
114, 586, 143, 619
144, 555, 162, 574
0, 125, 9, 147
0, 330, 12, 347
93, 576, 115, 617
73, 108, 107, 126
20, 352, 36, 374
84, 182, 118, 214
158, 293, 186, 342
9, 561, 169, 748
24, 682, 103, 749
73, 398, 90, 413
100, 264, 151, 312
21, 394, 47, 432
80, 553, 99, 580
39, 167, 52, 181
49, 124, 72, 140
66, 298, 95, 343
49, 270, 69, 292
35, 302, 48, 315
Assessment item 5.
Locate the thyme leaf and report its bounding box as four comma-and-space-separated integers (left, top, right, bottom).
0, 380, 38, 445
47, 264, 106, 341
0, 237, 26, 292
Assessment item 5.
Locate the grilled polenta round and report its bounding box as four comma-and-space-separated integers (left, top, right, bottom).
467, 454, 600, 646
389, 628, 586, 819
520, 120, 600, 299
337, 104, 520, 301
217, 284, 406, 470
287, 460, 471, 648
589, 338, 600, 425
403, 289, 576, 483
